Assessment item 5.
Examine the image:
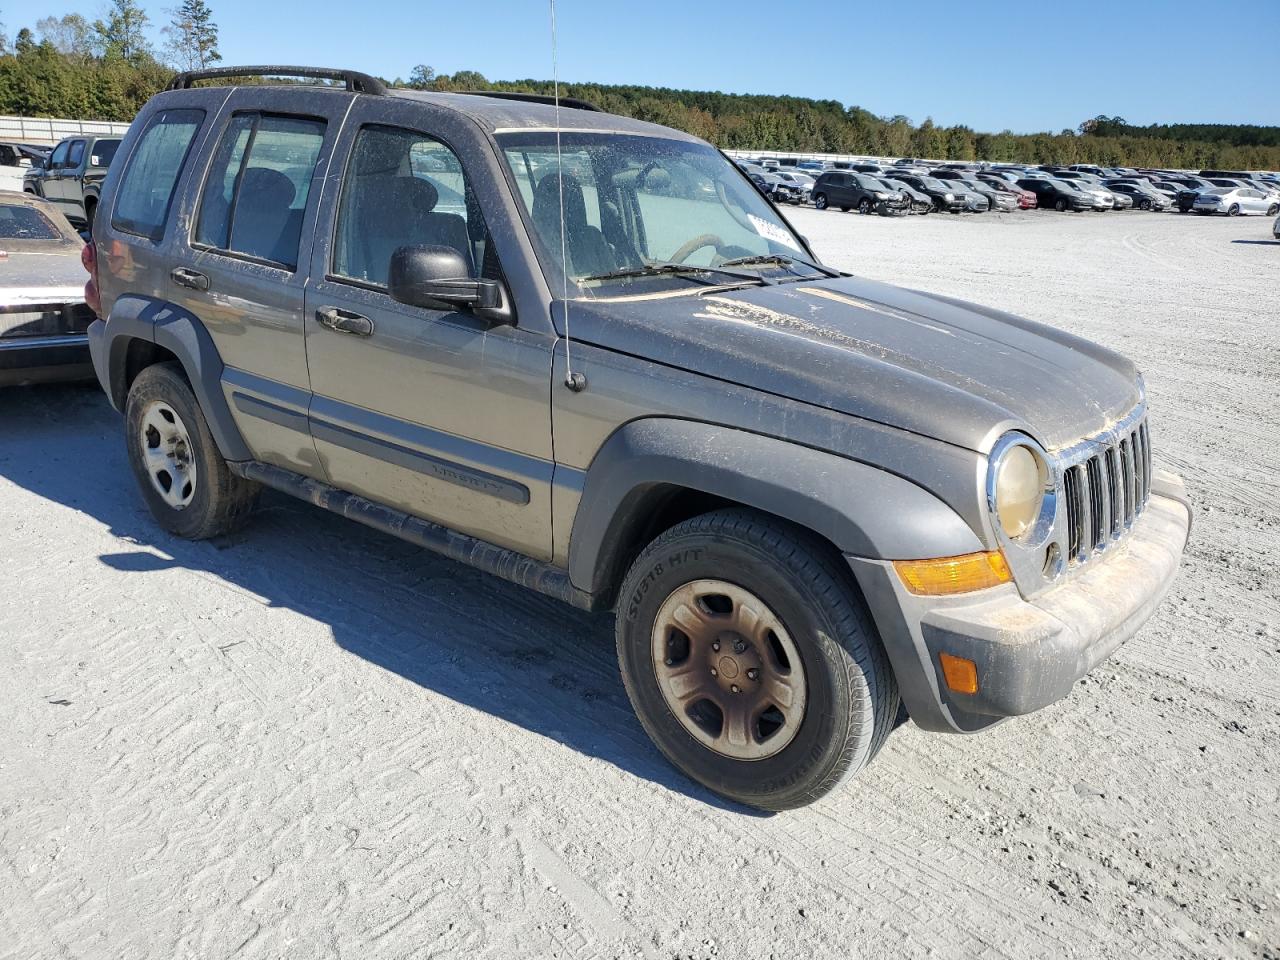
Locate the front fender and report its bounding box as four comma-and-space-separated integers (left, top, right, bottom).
95, 294, 251, 461
567, 418, 984, 597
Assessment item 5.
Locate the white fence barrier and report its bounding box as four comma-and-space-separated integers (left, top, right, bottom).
1, 115, 132, 146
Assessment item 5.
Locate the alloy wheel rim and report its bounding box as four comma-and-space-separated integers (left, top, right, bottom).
139, 401, 197, 510
651, 579, 807, 761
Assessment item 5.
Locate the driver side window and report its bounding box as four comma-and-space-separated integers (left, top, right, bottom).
333, 125, 496, 288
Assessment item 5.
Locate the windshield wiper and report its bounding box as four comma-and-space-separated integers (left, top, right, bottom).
578, 262, 765, 285
719, 253, 841, 279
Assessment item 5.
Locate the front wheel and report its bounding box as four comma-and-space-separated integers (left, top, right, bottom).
1268, 204, 1279, 216
1140, 198, 1151, 210
857, 198, 873, 214
1055, 198, 1067, 212
1227, 204, 1240, 217
125, 362, 261, 539
813, 193, 828, 211
616, 509, 899, 811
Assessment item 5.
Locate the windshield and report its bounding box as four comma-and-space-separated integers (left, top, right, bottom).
498, 132, 821, 296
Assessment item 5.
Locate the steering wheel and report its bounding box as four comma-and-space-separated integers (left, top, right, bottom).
669, 234, 726, 264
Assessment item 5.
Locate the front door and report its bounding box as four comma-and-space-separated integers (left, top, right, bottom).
304, 101, 557, 561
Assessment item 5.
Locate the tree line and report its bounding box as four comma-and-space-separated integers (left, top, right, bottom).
1, 11, 1277, 172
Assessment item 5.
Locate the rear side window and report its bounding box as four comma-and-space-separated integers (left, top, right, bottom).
91, 140, 120, 167
112, 109, 204, 241
195, 113, 326, 270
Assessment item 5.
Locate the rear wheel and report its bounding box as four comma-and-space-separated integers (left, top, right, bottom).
125, 363, 260, 539
616, 509, 899, 811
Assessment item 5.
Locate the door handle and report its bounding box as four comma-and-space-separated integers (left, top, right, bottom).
171, 267, 210, 291
316, 307, 374, 337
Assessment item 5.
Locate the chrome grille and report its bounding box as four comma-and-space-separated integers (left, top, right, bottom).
1059, 416, 1151, 566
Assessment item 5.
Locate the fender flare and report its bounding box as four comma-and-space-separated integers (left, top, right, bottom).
101, 295, 252, 461
567, 418, 984, 596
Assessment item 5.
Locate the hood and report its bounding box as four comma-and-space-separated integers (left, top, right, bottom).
568, 275, 1140, 452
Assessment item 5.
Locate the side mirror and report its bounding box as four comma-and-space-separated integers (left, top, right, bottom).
17, 158, 30, 168
388, 244, 512, 325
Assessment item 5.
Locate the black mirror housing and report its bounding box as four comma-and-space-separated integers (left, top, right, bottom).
388, 245, 511, 324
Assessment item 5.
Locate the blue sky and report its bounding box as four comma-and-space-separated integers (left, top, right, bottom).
46, 0, 1280, 132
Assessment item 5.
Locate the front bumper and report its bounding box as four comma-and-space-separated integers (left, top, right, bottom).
850, 470, 1192, 734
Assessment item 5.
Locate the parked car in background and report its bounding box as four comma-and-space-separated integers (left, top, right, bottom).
811, 171, 909, 214
1105, 181, 1170, 211
1, 142, 50, 192
945, 180, 991, 213
1018, 178, 1093, 211
956, 177, 1017, 212
1193, 187, 1278, 216
1274, 214, 1280, 239
0, 194, 94, 386
770, 170, 813, 205
879, 176, 933, 214
23, 135, 122, 230
888, 172, 966, 212
1063, 180, 1115, 211
977, 174, 1037, 207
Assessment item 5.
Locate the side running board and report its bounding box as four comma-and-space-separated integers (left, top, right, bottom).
228, 459, 596, 611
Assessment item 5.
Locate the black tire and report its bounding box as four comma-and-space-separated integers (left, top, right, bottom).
857, 198, 872, 214
1140, 198, 1151, 210
1227, 204, 1240, 217
124, 362, 260, 540
1268, 204, 1279, 216
813, 193, 828, 211
616, 509, 899, 811
84, 199, 98, 233
1054, 198, 1067, 212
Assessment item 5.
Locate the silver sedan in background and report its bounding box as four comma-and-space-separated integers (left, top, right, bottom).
0, 193, 94, 386
1194, 187, 1279, 216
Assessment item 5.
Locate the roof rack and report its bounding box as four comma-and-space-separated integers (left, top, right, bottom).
457, 90, 603, 113
166, 65, 387, 96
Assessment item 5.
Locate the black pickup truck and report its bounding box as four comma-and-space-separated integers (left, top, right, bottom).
22, 135, 121, 231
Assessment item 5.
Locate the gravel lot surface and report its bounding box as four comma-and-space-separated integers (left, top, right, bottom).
2, 209, 1277, 960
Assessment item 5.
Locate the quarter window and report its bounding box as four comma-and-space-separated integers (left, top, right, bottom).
112, 109, 205, 241
333, 125, 492, 287
195, 113, 326, 270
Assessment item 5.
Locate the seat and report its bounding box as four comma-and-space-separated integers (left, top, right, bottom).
228, 167, 305, 268
531, 172, 616, 279
347, 175, 475, 286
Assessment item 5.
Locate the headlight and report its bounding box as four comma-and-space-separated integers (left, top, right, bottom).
989, 440, 1050, 541
874, 191, 888, 200
944, 192, 954, 201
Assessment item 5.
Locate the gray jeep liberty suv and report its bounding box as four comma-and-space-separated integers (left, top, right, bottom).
84, 66, 1192, 810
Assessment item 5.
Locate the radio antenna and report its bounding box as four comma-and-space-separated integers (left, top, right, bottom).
550, 0, 586, 392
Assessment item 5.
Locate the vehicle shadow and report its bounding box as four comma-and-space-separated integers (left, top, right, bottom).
1229, 239, 1280, 246
0, 382, 763, 815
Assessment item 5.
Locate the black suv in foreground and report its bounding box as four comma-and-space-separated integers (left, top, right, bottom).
84, 66, 1191, 810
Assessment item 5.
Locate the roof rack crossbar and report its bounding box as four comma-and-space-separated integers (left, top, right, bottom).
457, 90, 603, 113
166, 65, 387, 96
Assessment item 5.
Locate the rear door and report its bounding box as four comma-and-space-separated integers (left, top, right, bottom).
169, 86, 353, 478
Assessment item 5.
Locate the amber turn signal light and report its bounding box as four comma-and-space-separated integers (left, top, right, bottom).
939, 653, 979, 695
893, 551, 1012, 596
